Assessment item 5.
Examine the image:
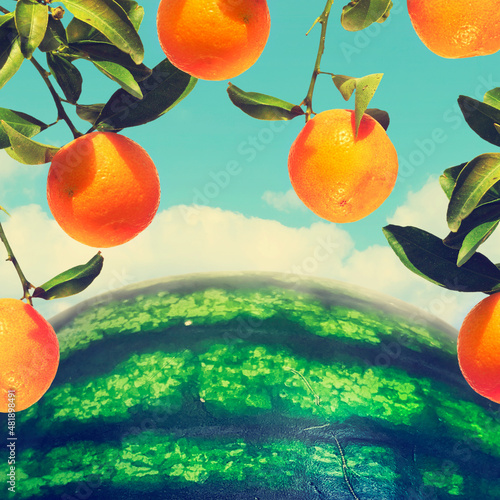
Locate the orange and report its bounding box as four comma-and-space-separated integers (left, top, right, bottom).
47, 132, 161, 248
288, 109, 398, 223
458, 293, 500, 403
0, 299, 59, 412
407, 0, 500, 58
156, 0, 270, 81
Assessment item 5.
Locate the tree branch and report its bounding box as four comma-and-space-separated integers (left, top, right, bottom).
303, 0, 335, 122
30, 57, 82, 139
0, 222, 34, 305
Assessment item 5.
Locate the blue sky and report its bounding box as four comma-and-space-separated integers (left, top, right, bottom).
1, 0, 500, 327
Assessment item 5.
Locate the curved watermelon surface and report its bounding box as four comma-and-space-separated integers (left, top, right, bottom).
8, 273, 500, 499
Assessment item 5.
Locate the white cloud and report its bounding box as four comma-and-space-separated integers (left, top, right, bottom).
261, 189, 306, 213
93, 204, 355, 286
0, 150, 20, 178
337, 243, 479, 327
0, 204, 354, 320
0, 150, 47, 207
0, 190, 484, 328
387, 176, 449, 237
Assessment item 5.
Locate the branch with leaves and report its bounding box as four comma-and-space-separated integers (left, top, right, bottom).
0, 0, 197, 304
384, 88, 500, 295
0, 0, 196, 165
227, 0, 393, 133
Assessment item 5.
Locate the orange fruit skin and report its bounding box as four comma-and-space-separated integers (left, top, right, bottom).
47, 132, 161, 248
288, 109, 398, 223
458, 293, 500, 404
156, 0, 270, 81
407, 0, 500, 58
0, 299, 59, 412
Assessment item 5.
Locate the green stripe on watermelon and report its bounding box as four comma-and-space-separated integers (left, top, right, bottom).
16, 438, 405, 498
14, 431, 500, 499
9, 274, 500, 499
52, 281, 457, 362
20, 341, 500, 454
15, 432, 500, 499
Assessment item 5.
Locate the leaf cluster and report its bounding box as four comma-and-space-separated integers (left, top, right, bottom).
384, 89, 500, 295
0, 0, 197, 165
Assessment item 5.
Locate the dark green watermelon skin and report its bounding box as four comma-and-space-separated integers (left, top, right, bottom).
8, 273, 500, 499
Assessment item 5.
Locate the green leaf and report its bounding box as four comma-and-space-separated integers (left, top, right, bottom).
92, 59, 142, 99
332, 75, 357, 101
39, 15, 67, 52
0, 13, 14, 28
227, 83, 304, 121
376, 0, 393, 23
332, 73, 383, 134
0, 18, 24, 90
456, 220, 500, 267
440, 161, 500, 204
458, 95, 500, 147
365, 108, 389, 130
444, 200, 500, 249
66, 17, 101, 43
383, 224, 500, 293
66, 0, 143, 43
484, 88, 500, 110
114, 0, 144, 31
94, 58, 197, 131
69, 41, 151, 81
341, 0, 393, 32
447, 153, 500, 232
440, 163, 467, 200
60, 0, 144, 64
0, 120, 59, 165
15, 0, 48, 59
76, 103, 106, 124
33, 252, 104, 300
0, 108, 47, 149
47, 52, 83, 104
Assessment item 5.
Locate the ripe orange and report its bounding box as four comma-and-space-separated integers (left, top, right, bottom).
288, 109, 398, 223
0, 299, 59, 412
407, 0, 500, 58
47, 132, 161, 248
156, 0, 270, 81
458, 293, 500, 403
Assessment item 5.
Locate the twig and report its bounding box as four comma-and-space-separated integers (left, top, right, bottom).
0, 223, 34, 305
0, 5, 80, 138
30, 57, 82, 139
303, 0, 335, 121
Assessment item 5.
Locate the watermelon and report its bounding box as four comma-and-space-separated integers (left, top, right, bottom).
7, 273, 500, 499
